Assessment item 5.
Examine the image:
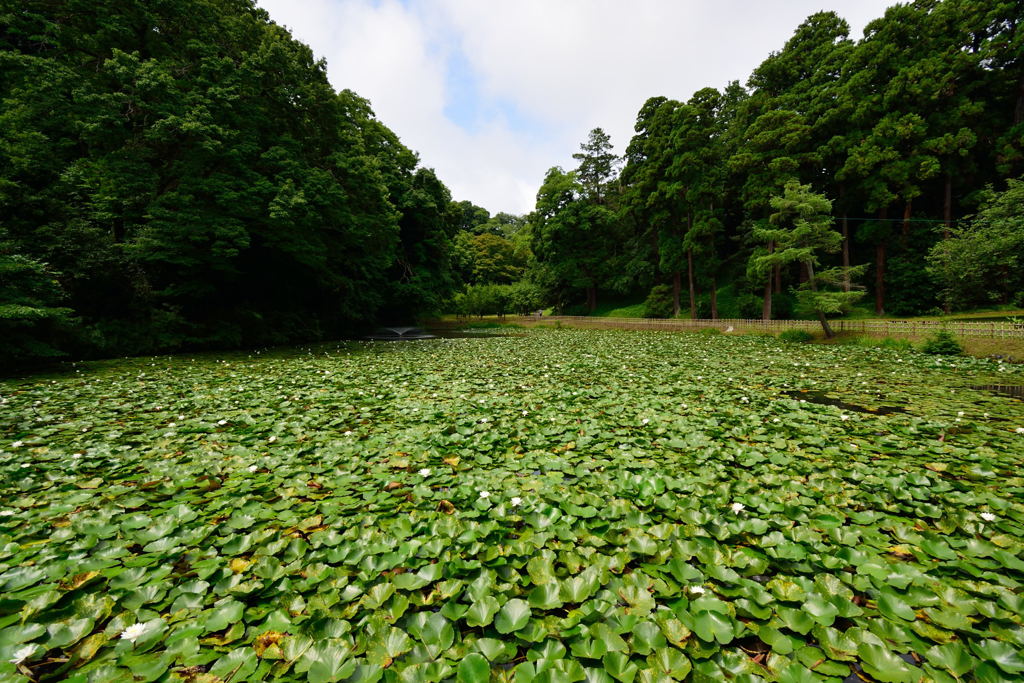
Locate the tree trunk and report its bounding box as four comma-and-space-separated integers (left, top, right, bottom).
901, 200, 912, 241
806, 260, 834, 338
875, 242, 886, 316
943, 174, 952, 239
687, 248, 697, 319
838, 184, 850, 292
1015, 72, 1024, 125
762, 240, 774, 320
710, 275, 718, 320
672, 270, 681, 317
774, 263, 782, 294
586, 285, 597, 313
842, 214, 851, 292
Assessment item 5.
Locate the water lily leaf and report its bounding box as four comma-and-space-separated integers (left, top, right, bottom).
466, 596, 501, 627
303, 641, 357, 683
495, 599, 531, 634
857, 643, 920, 682
803, 595, 838, 626
630, 621, 665, 656
529, 583, 564, 610
458, 653, 491, 683
646, 647, 690, 679
208, 647, 258, 681
876, 592, 916, 622
690, 611, 735, 645
970, 639, 1024, 674
603, 652, 640, 683
367, 627, 412, 667
925, 642, 975, 676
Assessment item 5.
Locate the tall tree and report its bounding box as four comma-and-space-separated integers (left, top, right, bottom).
752, 181, 865, 337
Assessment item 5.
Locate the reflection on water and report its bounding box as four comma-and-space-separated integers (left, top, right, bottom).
783, 390, 906, 415
971, 385, 1024, 399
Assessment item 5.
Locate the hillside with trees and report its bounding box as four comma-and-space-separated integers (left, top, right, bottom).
511, 0, 1024, 322
4, 0, 1024, 368
0, 0, 457, 367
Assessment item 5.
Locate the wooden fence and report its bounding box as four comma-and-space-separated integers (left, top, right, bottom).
507, 315, 1024, 339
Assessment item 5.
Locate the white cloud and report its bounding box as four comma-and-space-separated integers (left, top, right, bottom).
256, 1, 894, 215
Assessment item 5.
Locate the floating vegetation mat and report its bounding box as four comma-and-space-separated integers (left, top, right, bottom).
1, 330, 1024, 682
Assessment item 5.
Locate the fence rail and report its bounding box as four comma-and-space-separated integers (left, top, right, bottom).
506, 315, 1024, 339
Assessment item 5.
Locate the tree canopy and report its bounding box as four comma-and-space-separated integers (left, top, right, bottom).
0, 0, 457, 365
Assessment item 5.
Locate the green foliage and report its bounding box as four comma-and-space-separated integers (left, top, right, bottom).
838, 336, 915, 352
1, 329, 1023, 680
0, 0, 455, 364
0, 235, 76, 367
643, 285, 675, 318
928, 178, 1024, 310
920, 330, 964, 355
453, 282, 542, 318
778, 329, 814, 343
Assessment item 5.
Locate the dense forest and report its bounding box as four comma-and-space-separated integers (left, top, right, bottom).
454, 0, 1024, 323
0, 0, 458, 367
3, 0, 1024, 367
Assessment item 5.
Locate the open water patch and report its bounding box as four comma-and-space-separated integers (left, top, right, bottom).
971, 384, 1024, 399
783, 390, 907, 415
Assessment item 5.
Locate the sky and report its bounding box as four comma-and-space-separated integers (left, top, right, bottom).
255, 1, 896, 216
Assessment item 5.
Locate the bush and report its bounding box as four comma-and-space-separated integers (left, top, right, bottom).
643, 284, 674, 318
696, 327, 722, 336
921, 331, 963, 355
779, 329, 813, 343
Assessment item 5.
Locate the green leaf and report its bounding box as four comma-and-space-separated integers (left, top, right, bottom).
876, 592, 916, 622
925, 642, 975, 676
970, 639, 1024, 674
857, 643, 920, 683
303, 642, 357, 683
495, 599, 531, 634
466, 597, 501, 628
646, 647, 691, 679
208, 647, 258, 681
602, 652, 639, 683
691, 611, 735, 645
630, 621, 665, 656
458, 653, 491, 683
529, 583, 564, 610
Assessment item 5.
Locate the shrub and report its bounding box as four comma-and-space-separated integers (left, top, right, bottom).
921, 331, 963, 355
779, 329, 813, 343
696, 327, 722, 336
643, 284, 674, 318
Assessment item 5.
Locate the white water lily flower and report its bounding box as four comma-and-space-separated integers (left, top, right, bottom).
840, 414, 850, 421
980, 512, 997, 522
218, 420, 227, 426
730, 502, 745, 513
688, 585, 706, 595
11, 441, 23, 448
522, 410, 529, 416
247, 465, 258, 473
510, 496, 523, 506
9, 645, 34, 665
0, 509, 14, 516
343, 431, 354, 436
957, 411, 965, 417
642, 418, 649, 425
168, 422, 176, 428
120, 622, 149, 643
268, 435, 277, 443
479, 490, 490, 499
419, 468, 431, 476
1016, 427, 1024, 434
